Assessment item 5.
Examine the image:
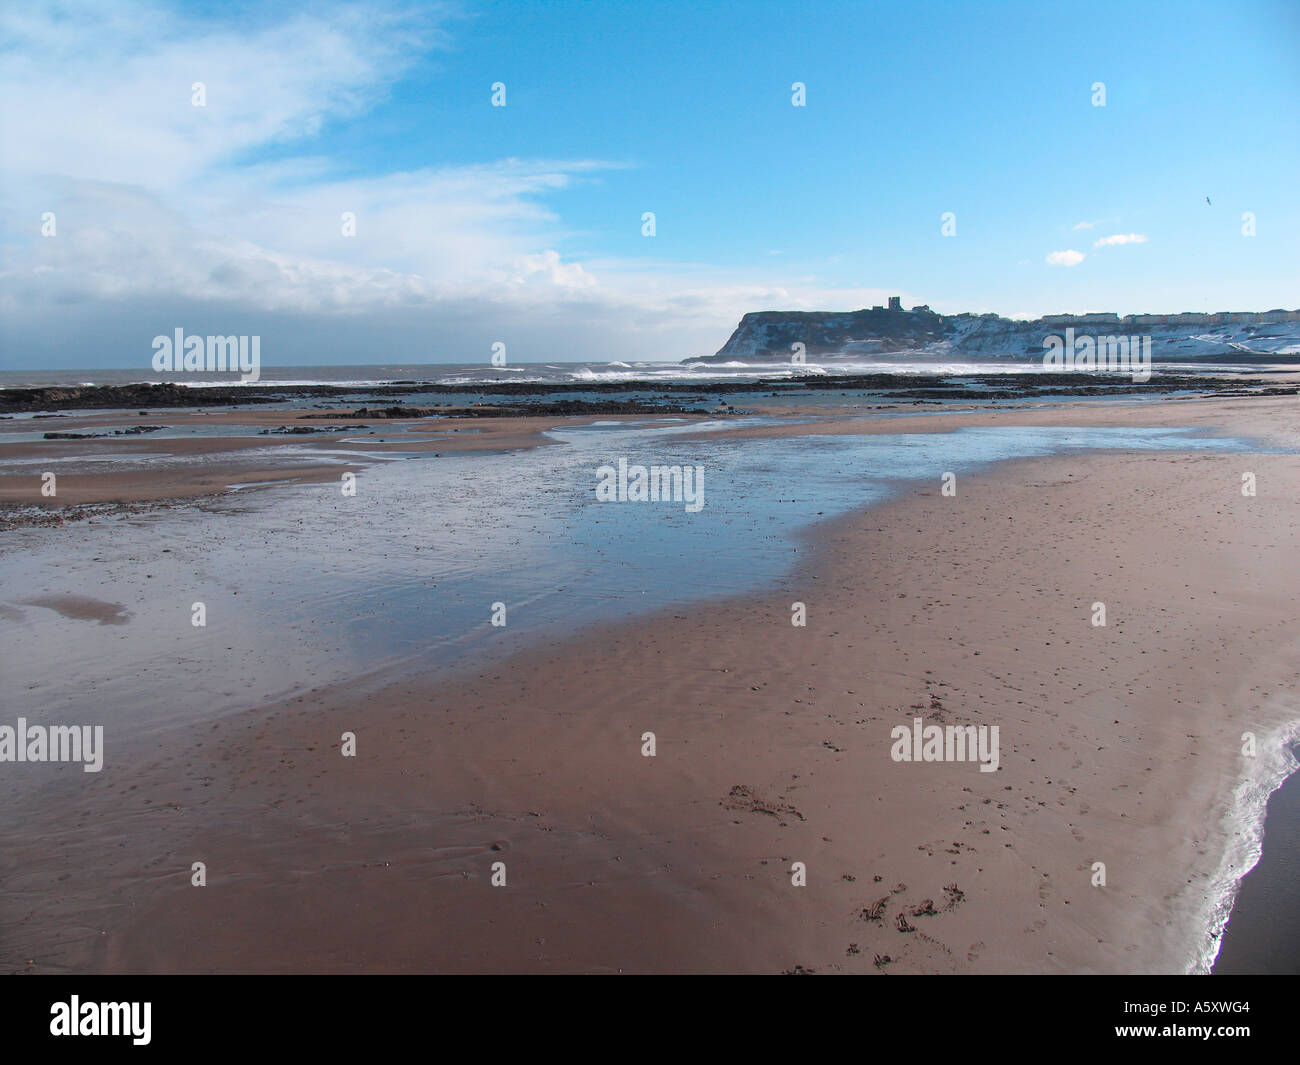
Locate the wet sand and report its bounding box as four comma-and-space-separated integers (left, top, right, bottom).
2, 394, 1294, 507
3, 396, 1297, 973
0, 411, 561, 506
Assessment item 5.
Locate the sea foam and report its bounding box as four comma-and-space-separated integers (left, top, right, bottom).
1190, 712, 1300, 973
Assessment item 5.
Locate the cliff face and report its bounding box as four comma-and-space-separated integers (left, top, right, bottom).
701, 306, 1300, 362
712, 308, 948, 358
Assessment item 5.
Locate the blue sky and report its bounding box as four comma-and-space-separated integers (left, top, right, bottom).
2, 0, 1297, 368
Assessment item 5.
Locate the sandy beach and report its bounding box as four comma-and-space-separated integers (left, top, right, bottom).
0, 410, 560, 507
3, 394, 1296, 974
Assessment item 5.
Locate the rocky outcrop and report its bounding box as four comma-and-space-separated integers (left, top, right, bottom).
700, 304, 1300, 362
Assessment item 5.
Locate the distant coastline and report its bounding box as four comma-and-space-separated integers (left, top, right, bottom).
699, 302, 1300, 362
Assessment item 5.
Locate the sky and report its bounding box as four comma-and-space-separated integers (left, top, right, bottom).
1, 0, 1298, 369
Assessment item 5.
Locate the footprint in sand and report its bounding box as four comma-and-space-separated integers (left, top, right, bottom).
722, 784, 804, 823
967, 940, 985, 962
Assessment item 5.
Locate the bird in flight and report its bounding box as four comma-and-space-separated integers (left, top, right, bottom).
1206, 196, 1212, 206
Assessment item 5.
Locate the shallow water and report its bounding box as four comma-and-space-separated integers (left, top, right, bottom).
0, 421, 1267, 749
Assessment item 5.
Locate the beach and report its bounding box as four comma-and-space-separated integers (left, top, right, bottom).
7, 3, 1300, 1044
2, 392, 1297, 973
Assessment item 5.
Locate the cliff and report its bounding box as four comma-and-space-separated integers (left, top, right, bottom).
697, 304, 1300, 362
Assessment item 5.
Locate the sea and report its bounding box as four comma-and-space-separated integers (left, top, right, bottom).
0, 357, 1268, 391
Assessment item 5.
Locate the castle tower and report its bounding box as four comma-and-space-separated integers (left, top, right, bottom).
888, 296, 902, 311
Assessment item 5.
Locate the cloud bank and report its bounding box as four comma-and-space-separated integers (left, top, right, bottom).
0, 1, 905, 368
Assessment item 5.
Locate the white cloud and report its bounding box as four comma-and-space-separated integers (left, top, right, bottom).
1093, 233, 1148, 247
1046, 249, 1086, 267
1072, 220, 1097, 230
0, 2, 444, 191
0, 1, 922, 365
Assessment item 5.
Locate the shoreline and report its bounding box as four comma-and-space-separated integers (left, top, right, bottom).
1201, 720, 1300, 972
1212, 736, 1300, 973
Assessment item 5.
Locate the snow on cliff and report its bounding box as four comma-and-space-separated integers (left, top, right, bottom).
697, 306, 1300, 362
